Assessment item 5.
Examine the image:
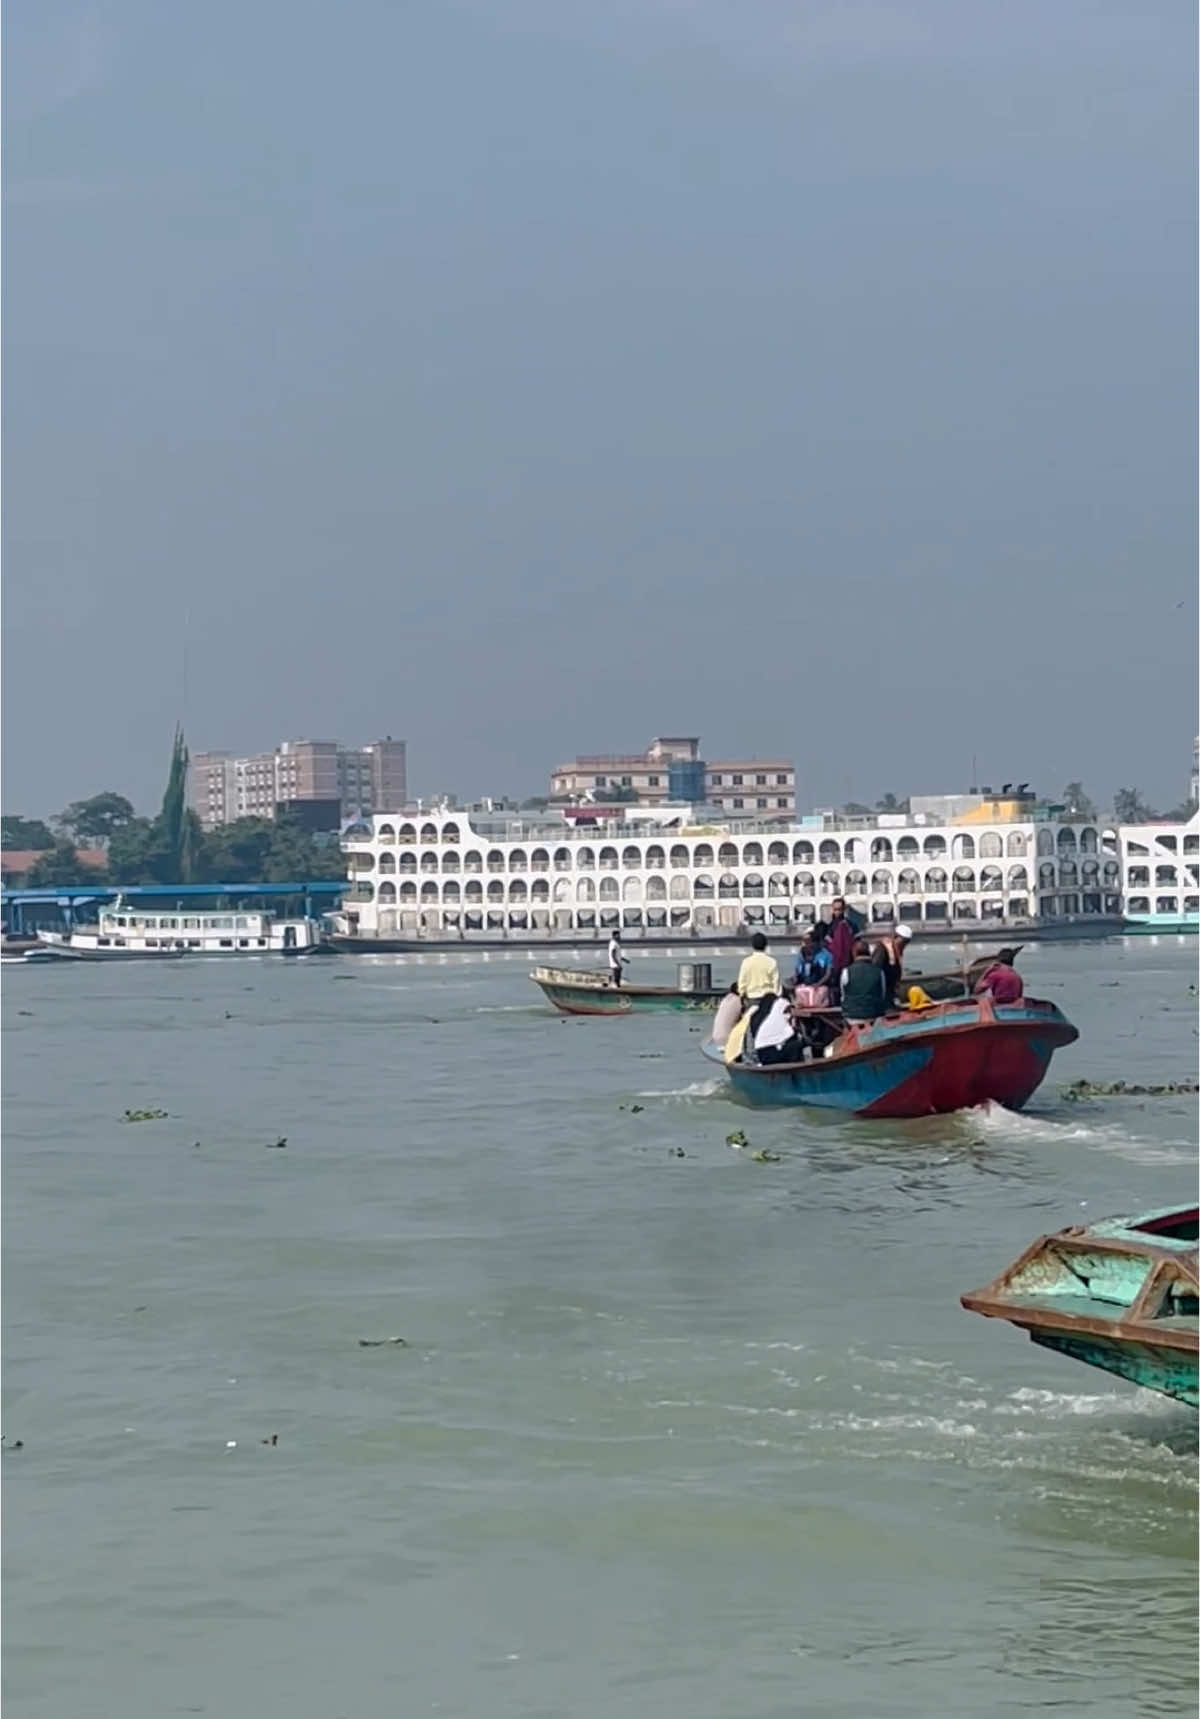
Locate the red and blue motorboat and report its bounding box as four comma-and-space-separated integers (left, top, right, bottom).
702, 994, 1079, 1119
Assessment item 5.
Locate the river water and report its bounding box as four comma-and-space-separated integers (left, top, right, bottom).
3, 937, 1196, 1718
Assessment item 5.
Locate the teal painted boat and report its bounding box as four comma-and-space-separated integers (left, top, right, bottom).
962, 1205, 1198, 1407
530, 964, 725, 1015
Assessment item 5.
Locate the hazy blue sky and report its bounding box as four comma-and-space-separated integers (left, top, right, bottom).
4, 0, 1196, 818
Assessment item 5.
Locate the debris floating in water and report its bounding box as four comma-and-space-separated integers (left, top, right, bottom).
668, 1146, 687, 1158
357, 1337, 409, 1348
1061, 1078, 1199, 1101
725, 1129, 749, 1150
750, 1149, 782, 1164
265, 1136, 288, 1149
123, 1108, 169, 1122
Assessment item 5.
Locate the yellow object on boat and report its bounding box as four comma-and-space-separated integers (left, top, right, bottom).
724, 1013, 752, 1064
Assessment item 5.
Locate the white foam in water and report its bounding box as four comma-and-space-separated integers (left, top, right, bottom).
966, 1101, 1195, 1165
635, 1079, 724, 1101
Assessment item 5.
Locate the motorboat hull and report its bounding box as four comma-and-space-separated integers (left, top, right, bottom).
531, 967, 724, 1015
704, 996, 1078, 1118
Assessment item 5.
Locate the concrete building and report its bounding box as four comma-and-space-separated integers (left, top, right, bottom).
550, 736, 795, 818
190, 738, 407, 829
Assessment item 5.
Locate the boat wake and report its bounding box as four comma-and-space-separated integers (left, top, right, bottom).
634, 1079, 725, 1102
963, 1101, 1196, 1165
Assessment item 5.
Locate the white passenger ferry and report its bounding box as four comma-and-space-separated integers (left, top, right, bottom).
329, 792, 1197, 947
37, 898, 324, 959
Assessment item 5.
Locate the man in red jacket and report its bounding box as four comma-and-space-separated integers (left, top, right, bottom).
824, 897, 857, 987
973, 948, 1025, 1004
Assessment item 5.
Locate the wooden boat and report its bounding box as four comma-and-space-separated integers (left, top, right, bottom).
962, 1206, 1198, 1407
701, 993, 1078, 1118
530, 964, 726, 1015
903, 948, 1025, 1002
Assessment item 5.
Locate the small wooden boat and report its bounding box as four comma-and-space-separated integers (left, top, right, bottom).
530, 964, 726, 1015
962, 1206, 1198, 1407
702, 993, 1078, 1117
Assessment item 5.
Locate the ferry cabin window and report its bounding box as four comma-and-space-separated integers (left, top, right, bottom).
187, 939, 201, 948
184, 918, 199, 929
98, 937, 111, 947
257, 938, 268, 947
776, 774, 788, 785
777, 798, 788, 808
236, 916, 250, 929
733, 798, 744, 809
219, 938, 234, 948
238, 939, 250, 948
756, 775, 766, 785
732, 774, 744, 785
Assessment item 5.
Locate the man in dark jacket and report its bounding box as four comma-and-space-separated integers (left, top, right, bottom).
841, 938, 888, 1025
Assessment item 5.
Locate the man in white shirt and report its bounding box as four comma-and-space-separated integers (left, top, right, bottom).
608, 930, 628, 988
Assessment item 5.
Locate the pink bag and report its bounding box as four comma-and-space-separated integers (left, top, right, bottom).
794, 984, 831, 1009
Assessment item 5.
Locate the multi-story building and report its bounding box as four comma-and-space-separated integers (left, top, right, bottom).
550, 736, 796, 818
190, 737, 407, 829
338, 790, 1199, 940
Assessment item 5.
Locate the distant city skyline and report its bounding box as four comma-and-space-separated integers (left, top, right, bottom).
3, 2, 1195, 817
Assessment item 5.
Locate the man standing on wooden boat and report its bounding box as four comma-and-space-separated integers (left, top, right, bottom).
823, 898, 858, 990
607, 929, 629, 988
973, 948, 1024, 1004
736, 931, 781, 1042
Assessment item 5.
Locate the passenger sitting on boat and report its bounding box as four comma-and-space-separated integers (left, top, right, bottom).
753, 992, 804, 1065
973, 948, 1024, 1004
710, 983, 743, 1050
840, 938, 888, 1026
608, 930, 628, 988
793, 932, 832, 992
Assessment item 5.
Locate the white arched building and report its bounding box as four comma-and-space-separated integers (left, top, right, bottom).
332, 805, 1194, 940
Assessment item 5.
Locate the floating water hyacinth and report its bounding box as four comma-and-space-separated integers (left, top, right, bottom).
1061, 1078, 1198, 1101
122, 1108, 169, 1122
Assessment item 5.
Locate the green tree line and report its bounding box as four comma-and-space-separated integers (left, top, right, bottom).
3, 730, 346, 890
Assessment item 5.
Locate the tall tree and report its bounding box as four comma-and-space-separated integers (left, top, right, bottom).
157, 727, 197, 882
1060, 781, 1097, 820
2, 815, 56, 851
26, 841, 105, 888
875, 793, 910, 814
1112, 787, 1157, 824
58, 792, 136, 846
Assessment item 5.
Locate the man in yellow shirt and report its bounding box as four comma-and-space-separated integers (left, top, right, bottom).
736, 932, 780, 1003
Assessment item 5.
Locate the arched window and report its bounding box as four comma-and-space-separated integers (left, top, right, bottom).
897, 836, 920, 859
420, 823, 438, 844
377, 852, 396, 875
377, 824, 396, 842
622, 876, 643, 902
793, 871, 815, 897
599, 876, 620, 901
399, 852, 417, 876
925, 866, 948, 892
421, 880, 438, 901
576, 877, 595, 903
670, 844, 690, 869
952, 866, 975, 892
598, 846, 618, 870
377, 880, 397, 902
819, 869, 841, 895
768, 871, 789, 897
487, 880, 504, 902
464, 879, 483, 902
399, 823, 417, 844
441, 850, 460, 874
978, 832, 1002, 859
531, 878, 550, 902
693, 873, 714, 898
792, 840, 815, 864
645, 845, 665, 870
718, 842, 739, 869
767, 841, 789, 867
845, 869, 867, 895
553, 847, 572, 871
576, 846, 595, 870
1038, 860, 1056, 886
743, 841, 764, 867
1036, 828, 1055, 856
896, 868, 921, 896
508, 879, 528, 902
719, 872, 740, 899
508, 848, 527, 873
952, 833, 975, 861
694, 842, 715, 867
420, 851, 438, 874
979, 865, 1003, 893
818, 839, 841, 865
553, 878, 572, 903
1078, 827, 1098, 854
1006, 831, 1028, 857
442, 822, 460, 844
669, 875, 690, 900
743, 872, 764, 898
871, 869, 892, 894
530, 848, 550, 871
400, 881, 417, 902
443, 880, 461, 902
622, 845, 642, 870
646, 876, 667, 901
1007, 865, 1029, 890
870, 837, 894, 863
922, 834, 946, 859
1056, 826, 1077, 851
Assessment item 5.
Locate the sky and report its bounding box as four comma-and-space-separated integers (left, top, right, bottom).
4, 0, 1197, 820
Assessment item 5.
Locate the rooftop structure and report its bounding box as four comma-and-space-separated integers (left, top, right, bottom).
550, 736, 795, 818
